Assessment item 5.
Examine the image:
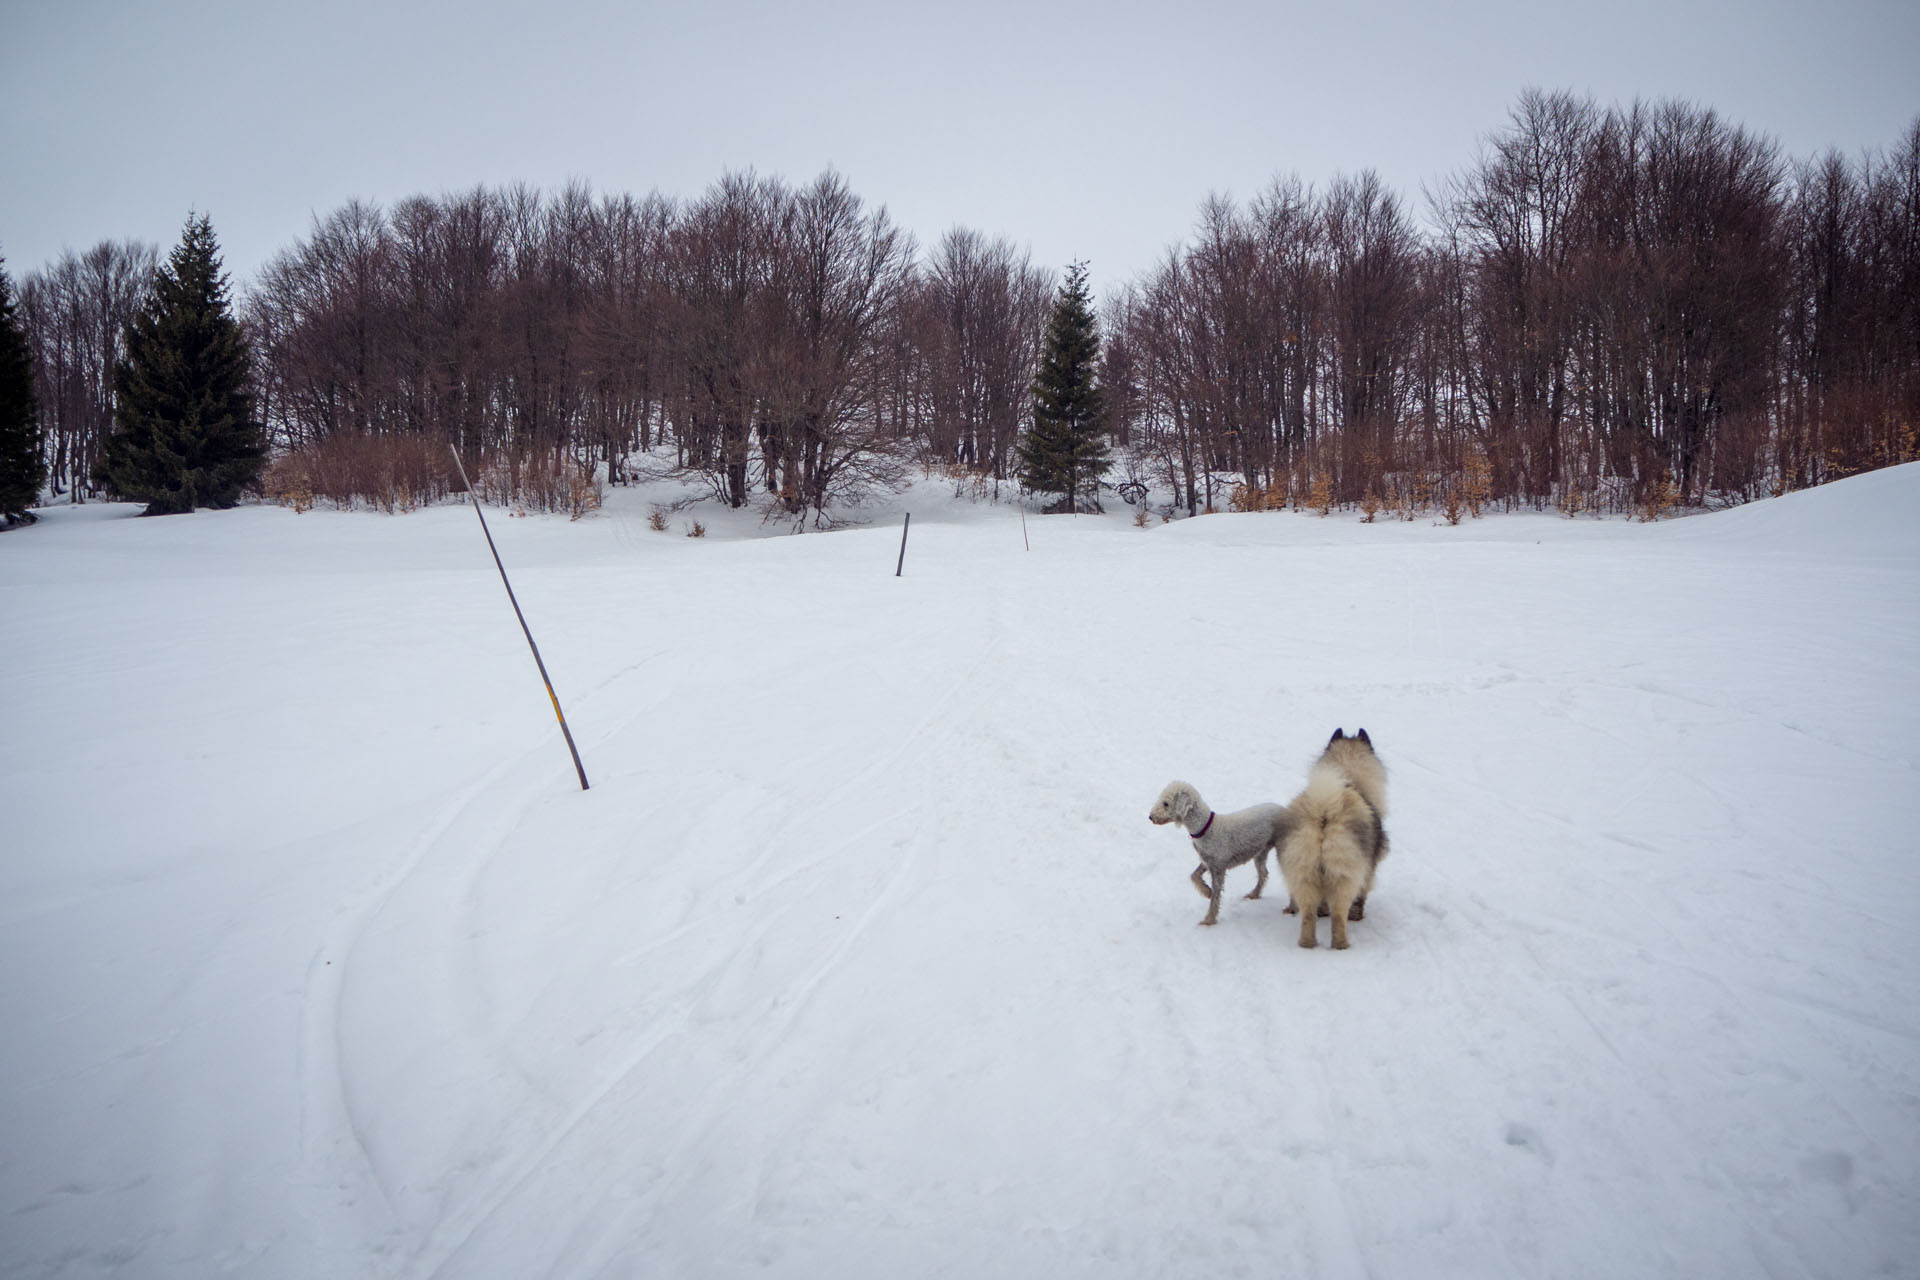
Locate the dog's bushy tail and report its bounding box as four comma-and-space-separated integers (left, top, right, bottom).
1293, 763, 1356, 826
1284, 764, 1371, 877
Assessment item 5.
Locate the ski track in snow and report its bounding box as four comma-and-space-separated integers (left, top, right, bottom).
3, 466, 1917, 1279
410, 612, 1008, 1278
295, 643, 690, 1271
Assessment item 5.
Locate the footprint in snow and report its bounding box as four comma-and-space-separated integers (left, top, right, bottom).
1503, 1121, 1552, 1164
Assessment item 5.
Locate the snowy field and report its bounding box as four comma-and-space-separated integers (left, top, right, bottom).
3, 466, 1918, 1279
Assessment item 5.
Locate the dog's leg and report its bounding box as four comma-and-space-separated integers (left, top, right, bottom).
1329, 885, 1357, 949
1201, 866, 1224, 926
1296, 890, 1320, 948
1283, 896, 1299, 915
1190, 864, 1212, 901
1353, 848, 1383, 921
1246, 851, 1268, 900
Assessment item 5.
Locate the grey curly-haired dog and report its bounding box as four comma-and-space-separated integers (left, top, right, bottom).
1280, 728, 1390, 949
1149, 781, 1295, 926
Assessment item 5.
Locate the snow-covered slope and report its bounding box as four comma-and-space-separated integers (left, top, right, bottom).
4, 466, 1917, 1279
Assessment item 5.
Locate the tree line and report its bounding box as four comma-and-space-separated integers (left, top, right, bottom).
244, 171, 1053, 521
6, 90, 1917, 524
1113, 92, 1920, 517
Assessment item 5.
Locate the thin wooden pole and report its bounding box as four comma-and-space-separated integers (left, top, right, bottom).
895, 511, 912, 577
448, 445, 590, 791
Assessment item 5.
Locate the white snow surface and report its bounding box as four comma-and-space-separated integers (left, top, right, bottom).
3, 466, 1918, 1279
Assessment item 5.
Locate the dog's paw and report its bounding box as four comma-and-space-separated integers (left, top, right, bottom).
1298, 937, 1317, 949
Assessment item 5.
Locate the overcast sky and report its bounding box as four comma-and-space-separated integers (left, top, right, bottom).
4, 0, 1915, 300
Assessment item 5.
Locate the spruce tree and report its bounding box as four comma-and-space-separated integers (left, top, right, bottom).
96, 214, 263, 515
1018, 260, 1110, 513
0, 255, 45, 528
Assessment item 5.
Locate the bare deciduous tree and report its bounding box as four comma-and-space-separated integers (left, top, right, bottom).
20, 240, 156, 501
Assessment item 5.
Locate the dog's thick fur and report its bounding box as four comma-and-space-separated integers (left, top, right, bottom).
1280, 728, 1390, 949
1149, 781, 1294, 926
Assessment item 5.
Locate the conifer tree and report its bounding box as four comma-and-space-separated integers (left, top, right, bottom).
0, 255, 44, 527
1018, 260, 1110, 512
96, 214, 263, 515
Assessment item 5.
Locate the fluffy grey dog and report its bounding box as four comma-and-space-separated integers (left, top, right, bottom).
1280, 728, 1390, 949
1149, 781, 1295, 926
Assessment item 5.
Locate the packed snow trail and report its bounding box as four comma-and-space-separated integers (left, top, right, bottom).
2, 466, 1916, 1278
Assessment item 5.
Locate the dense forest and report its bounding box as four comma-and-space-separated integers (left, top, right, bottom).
17, 90, 1920, 522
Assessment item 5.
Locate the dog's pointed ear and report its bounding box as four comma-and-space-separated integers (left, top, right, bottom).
1357, 727, 1371, 746
1329, 728, 1345, 745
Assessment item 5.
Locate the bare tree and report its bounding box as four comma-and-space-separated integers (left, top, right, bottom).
1446, 89, 1598, 502
756, 171, 916, 520
20, 240, 157, 501
1322, 170, 1421, 503
918, 227, 1051, 481
666, 171, 784, 506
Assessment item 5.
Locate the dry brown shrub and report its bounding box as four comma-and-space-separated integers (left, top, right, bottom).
1307, 471, 1333, 516
1228, 481, 1287, 512
1557, 471, 1600, 519
470, 448, 602, 517
1398, 472, 1432, 522
1638, 469, 1678, 522
1463, 448, 1492, 518
266, 435, 603, 517
264, 455, 315, 513
565, 470, 603, 521
266, 434, 458, 512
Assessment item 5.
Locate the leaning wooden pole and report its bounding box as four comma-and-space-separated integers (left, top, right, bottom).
448, 445, 590, 791
895, 511, 912, 577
